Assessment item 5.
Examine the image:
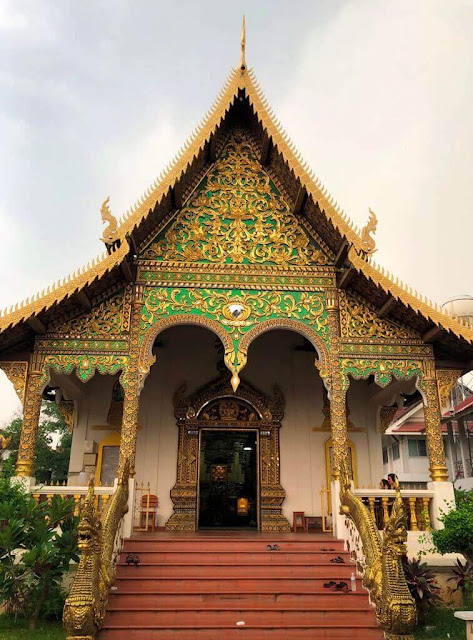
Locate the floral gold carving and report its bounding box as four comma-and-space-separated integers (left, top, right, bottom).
436, 369, 462, 410
167, 372, 290, 532
16, 371, 44, 477
339, 291, 419, 341
42, 354, 128, 384
379, 406, 398, 434
55, 291, 126, 338
144, 131, 328, 267
57, 400, 75, 431
418, 372, 449, 482
341, 358, 423, 388
0, 361, 28, 404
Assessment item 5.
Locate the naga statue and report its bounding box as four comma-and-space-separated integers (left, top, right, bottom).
339, 459, 417, 639
100, 197, 118, 246
63, 478, 107, 639
63, 460, 130, 640
360, 207, 378, 256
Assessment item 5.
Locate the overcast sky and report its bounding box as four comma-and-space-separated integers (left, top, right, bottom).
1, 0, 473, 425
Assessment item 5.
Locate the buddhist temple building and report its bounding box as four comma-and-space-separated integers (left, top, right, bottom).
0, 20, 472, 640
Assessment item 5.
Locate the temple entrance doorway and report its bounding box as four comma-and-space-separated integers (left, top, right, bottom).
198, 429, 258, 529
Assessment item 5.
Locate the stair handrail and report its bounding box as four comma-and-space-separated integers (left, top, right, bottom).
63, 460, 130, 640
339, 460, 417, 639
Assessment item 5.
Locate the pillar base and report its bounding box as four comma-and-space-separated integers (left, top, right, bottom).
430, 464, 449, 482
427, 480, 455, 530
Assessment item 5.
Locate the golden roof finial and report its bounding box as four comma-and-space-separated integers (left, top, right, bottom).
239, 15, 246, 71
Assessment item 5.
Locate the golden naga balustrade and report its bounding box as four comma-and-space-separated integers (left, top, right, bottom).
339, 460, 417, 639
63, 460, 130, 640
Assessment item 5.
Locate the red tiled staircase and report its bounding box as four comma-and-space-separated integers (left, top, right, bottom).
99, 533, 383, 639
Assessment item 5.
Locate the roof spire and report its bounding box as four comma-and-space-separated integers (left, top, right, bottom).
239, 15, 246, 70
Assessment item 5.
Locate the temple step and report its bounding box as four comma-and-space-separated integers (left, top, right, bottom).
99, 533, 383, 639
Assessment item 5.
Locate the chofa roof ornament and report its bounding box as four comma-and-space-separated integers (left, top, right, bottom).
239, 15, 246, 71
100, 196, 118, 246
359, 207, 377, 256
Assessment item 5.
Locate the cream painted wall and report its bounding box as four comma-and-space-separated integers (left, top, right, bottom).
67, 326, 385, 527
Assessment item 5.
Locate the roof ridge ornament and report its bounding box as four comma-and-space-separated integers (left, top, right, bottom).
239, 15, 246, 71
100, 196, 118, 246
360, 207, 377, 256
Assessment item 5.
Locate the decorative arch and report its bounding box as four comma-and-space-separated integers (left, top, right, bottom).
166, 370, 291, 532
238, 318, 331, 380
138, 313, 235, 370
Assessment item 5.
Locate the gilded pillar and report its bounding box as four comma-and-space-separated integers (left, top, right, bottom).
420, 364, 449, 482
326, 291, 349, 479
16, 354, 44, 477
118, 285, 147, 477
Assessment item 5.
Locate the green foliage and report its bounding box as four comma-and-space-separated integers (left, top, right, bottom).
1, 401, 72, 483
0, 483, 78, 630
0, 615, 65, 639
413, 605, 466, 639
403, 558, 442, 622
448, 558, 473, 606
431, 490, 473, 563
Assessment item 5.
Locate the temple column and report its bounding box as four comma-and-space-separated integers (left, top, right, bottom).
421, 369, 449, 482
326, 292, 349, 479
15, 354, 44, 480
118, 285, 146, 478
458, 418, 472, 478
446, 421, 457, 480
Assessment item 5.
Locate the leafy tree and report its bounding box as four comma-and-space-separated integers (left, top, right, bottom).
1, 401, 72, 483
0, 478, 79, 629
431, 489, 473, 564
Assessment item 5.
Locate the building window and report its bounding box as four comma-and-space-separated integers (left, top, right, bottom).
408, 438, 428, 457
392, 442, 400, 461
383, 448, 389, 465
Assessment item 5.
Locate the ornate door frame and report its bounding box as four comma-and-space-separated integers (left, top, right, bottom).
166, 371, 291, 532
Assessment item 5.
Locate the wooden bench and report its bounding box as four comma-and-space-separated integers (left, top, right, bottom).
455, 611, 473, 639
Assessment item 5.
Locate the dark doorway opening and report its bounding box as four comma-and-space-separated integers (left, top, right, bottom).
198, 430, 258, 529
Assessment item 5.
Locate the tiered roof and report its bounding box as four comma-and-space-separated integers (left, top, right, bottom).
1, 25, 473, 363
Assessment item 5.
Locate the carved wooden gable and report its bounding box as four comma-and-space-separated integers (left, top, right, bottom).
142, 130, 331, 267
49, 288, 131, 339
339, 291, 420, 341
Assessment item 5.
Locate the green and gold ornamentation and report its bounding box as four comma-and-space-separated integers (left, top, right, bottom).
341, 357, 423, 387
41, 354, 129, 384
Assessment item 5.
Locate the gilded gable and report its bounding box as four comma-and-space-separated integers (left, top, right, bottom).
339, 291, 420, 341
142, 130, 329, 267
52, 289, 130, 338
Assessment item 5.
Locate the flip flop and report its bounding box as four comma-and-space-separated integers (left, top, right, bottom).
330, 556, 345, 563
323, 581, 337, 589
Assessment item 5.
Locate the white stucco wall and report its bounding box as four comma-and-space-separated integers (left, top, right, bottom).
67, 326, 385, 527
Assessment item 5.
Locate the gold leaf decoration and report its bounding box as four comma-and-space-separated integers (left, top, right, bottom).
144, 130, 329, 267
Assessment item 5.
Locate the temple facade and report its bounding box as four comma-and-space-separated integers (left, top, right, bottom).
1, 34, 473, 540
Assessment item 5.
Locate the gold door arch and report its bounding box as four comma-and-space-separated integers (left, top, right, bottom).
166, 370, 291, 532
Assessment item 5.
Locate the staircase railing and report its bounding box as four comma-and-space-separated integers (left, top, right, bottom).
63, 460, 130, 640
339, 460, 417, 640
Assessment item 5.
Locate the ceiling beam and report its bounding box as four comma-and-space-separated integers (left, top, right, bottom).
75, 290, 91, 311
423, 325, 442, 343
334, 240, 350, 269
126, 232, 139, 257
293, 186, 307, 215
337, 267, 355, 290
260, 134, 272, 166
208, 134, 217, 162
27, 316, 46, 334
120, 259, 134, 282
171, 183, 182, 209
378, 296, 396, 318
